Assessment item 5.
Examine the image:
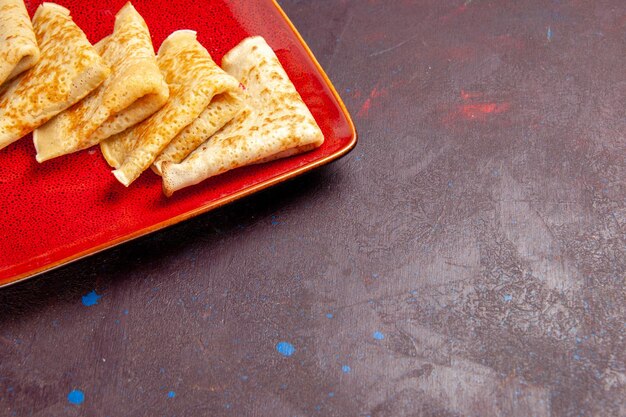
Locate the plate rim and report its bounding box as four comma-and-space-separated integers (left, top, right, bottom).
0, 0, 357, 289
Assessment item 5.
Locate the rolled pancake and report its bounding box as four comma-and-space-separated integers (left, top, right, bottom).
0, 0, 40, 86
100, 30, 242, 187
34, 2, 169, 162
161, 36, 324, 196
152, 85, 243, 175
0, 3, 109, 151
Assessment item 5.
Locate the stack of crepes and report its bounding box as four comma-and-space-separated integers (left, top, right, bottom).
159, 36, 325, 196
0, 1, 169, 155
34, 2, 169, 162
100, 29, 244, 187
0, 1, 325, 196
100, 32, 325, 195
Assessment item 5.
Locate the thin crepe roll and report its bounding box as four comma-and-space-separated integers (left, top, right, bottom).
0, 0, 40, 87
100, 30, 243, 187
161, 36, 324, 196
152, 85, 243, 175
0, 3, 110, 150
34, 2, 169, 162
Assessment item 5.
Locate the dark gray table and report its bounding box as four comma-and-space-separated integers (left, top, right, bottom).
1, 0, 625, 416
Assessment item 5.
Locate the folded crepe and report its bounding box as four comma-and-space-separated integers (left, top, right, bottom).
161, 36, 324, 196
0, 3, 109, 151
100, 30, 243, 187
152, 81, 242, 175
0, 0, 40, 87
33, 2, 169, 162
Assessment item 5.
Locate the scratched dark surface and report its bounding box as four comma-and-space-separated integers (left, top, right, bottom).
1, 0, 625, 416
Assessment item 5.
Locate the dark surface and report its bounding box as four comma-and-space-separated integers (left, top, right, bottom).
1, 0, 625, 416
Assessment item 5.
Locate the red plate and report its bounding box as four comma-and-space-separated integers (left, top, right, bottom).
0, 0, 356, 287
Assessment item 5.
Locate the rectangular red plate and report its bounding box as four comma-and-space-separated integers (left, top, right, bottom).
0, 0, 356, 287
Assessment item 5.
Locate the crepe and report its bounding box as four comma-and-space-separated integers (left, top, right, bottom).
161, 36, 324, 196
152, 84, 242, 175
0, 0, 40, 87
33, 2, 168, 162
0, 3, 109, 151
100, 30, 242, 187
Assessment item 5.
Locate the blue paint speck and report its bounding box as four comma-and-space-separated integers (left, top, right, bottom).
346, 88, 351, 93
167, 391, 176, 398
342, 365, 351, 373
7, 387, 13, 392
225, 403, 232, 409
373, 331, 385, 340
326, 313, 334, 319
114, 319, 120, 324
573, 353, 580, 361
447, 180, 454, 188
547, 27, 553, 41
280, 383, 288, 390
81, 290, 102, 307
67, 389, 84, 405
503, 294, 513, 302
271, 215, 280, 226
240, 375, 248, 381
159, 367, 166, 374
328, 392, 334, 397
123, 309, 129, 315
276, 341, 296, 357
